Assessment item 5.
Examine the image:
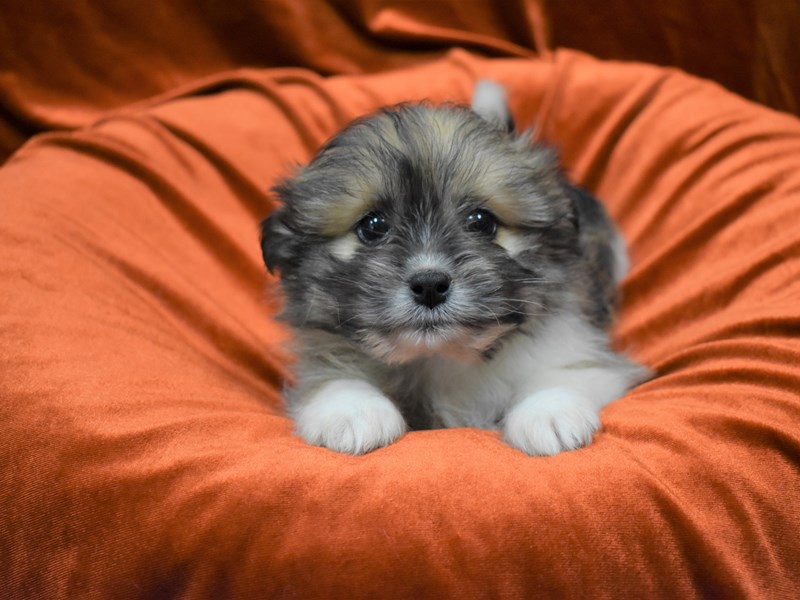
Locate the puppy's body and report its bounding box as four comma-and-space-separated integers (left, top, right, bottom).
262, 82, 648, 456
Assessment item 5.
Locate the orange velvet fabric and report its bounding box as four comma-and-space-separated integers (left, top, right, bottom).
3, 45, 800, 596
3, 1, 799, 164
0, 0, 544, 162
542, 0, 800, 115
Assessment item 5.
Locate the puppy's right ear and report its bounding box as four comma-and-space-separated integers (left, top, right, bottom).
260, 206, 295, 275
471, 79, 515, 133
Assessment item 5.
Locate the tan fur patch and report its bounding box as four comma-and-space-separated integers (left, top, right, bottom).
483, 192, 530, 226
495, 226, 529, 256
329, 234, 360, 261
316, 174, 381, 236
373, 116, 405, 152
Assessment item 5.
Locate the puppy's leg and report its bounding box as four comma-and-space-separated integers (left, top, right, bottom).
291, 379, 406, 455
500, 313, 647, 456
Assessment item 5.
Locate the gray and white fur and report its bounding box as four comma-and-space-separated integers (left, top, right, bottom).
261, 80, 649, 456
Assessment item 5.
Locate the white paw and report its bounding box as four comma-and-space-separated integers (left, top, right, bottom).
293, 379, 406, 455
503, 387, 601, 456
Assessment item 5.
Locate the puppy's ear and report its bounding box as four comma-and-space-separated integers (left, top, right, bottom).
559, 180, 585, 233
471, 79, 515, 133
260, 206, 296, 275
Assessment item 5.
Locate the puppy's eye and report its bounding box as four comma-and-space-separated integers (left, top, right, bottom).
355, 212, 389, 244
465, 209, 497, 237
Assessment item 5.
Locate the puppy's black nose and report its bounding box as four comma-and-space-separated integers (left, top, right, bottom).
409, 271, 451, 309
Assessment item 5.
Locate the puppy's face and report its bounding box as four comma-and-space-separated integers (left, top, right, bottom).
262, 103, 579, 364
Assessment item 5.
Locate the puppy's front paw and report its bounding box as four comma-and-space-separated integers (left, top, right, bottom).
293, 379, 406, 455
503, 387, 601, 456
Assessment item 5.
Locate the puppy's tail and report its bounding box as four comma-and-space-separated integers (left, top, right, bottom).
471, 80, 515, 132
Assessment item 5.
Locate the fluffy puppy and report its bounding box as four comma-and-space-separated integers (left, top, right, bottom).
261, 81, 649, 456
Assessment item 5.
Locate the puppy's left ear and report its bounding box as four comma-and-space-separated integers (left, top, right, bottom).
471, 79, 515, 133
260, 206, 296, 275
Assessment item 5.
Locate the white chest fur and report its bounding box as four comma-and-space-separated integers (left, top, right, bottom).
290, 309, 646, 456
417, 310, 643, 431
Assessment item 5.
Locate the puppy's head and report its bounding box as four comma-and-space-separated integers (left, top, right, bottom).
262, 83, 579, 364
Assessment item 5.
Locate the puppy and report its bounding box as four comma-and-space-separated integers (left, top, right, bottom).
261, 81, 649, 456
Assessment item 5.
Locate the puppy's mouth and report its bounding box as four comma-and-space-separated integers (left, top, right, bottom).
370, 314, 517, 364
350, 288, 530, 363
396, 324, 513, 363
406, 303, 524, 334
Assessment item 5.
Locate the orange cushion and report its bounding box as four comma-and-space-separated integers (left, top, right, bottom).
0, 0, 544, 161
6, 1, 799, 163
2, 49, 799, 597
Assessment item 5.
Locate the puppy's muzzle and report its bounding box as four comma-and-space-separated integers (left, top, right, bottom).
409, 270, 451, 309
